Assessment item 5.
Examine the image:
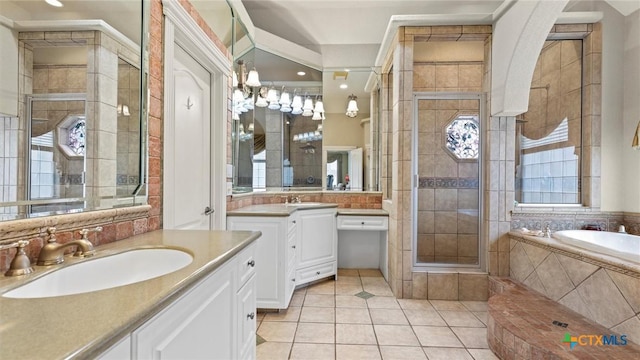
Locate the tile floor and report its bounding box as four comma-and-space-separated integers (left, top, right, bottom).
256, 269, 499, 360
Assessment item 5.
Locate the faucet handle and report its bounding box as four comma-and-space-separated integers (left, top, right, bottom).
46, 227, 57, 243
79, 226, 103, 240
4, 240, 34, 277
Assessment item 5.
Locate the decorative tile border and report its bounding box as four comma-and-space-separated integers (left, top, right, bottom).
418, 177, 479, 189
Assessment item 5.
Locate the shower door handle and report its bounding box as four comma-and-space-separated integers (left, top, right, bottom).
204, 206, 214, 216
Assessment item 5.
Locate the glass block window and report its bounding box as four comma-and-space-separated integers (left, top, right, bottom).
68, 119, 86, 156
445, 115, 479, 160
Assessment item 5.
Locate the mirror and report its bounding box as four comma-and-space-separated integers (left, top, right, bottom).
323, 146, 363, 191
0, 0, 147, 220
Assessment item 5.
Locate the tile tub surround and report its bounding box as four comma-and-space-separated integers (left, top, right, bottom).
256, 269, 498, 360
487, 279, 640, 360
0, 205, 152, 274
511, 210, 640, 236
509, 232, 640, 345
0, 229, 260, 360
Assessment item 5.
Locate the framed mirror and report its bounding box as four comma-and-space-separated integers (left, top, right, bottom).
0, 0, 148, 220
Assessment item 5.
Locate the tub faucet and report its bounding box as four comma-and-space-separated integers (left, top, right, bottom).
37, 227, 96, 266
618, 225, 627, 234
542, 224, 552, 238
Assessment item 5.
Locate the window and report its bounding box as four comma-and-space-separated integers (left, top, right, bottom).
252, 150, 266, 190
445, 115, 479, 160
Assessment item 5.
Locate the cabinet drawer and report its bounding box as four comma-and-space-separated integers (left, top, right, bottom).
236, 242, 257, 288
238, 274, 256, 360
296, 262, 336, 286
288, 214, 298, 233
337, 216, 388, 230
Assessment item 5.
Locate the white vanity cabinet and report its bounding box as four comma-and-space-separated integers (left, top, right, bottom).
128, 242, 257, 360
227, 214, 298, 309
296, 207, 338, 286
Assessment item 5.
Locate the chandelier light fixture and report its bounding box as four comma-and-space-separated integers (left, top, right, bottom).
346, 94, 359, 118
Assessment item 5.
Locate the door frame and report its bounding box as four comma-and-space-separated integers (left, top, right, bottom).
412, 92, 486, 272
162, 0, 230, 229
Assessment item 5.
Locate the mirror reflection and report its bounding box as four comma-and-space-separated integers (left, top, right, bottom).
324, 147, 363, 191
0, 0, 147, 220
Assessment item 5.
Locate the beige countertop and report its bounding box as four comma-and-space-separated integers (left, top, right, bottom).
0, 229, 261, 360
227, 202, 339, 216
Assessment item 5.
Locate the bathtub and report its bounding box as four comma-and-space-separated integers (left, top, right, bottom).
553, 230, 640, 264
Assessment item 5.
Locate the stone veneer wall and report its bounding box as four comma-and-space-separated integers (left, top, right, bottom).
509, 235, 640, 344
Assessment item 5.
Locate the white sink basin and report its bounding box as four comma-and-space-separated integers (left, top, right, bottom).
3, 248, 193, 299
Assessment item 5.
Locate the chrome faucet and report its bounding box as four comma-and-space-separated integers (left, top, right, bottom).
542, 224, 552, 238
37, 227, 97, 266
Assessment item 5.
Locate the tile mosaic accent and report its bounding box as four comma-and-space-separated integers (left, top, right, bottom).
355, 291, 375, 300
418, 177, 479, 189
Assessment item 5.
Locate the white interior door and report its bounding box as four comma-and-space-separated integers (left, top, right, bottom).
349, 148, 363, 191
165, 45, 211, 230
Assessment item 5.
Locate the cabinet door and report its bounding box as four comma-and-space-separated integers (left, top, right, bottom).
133, 263, 236, 360
297, 209, 337, 269
238, 274, 257, 360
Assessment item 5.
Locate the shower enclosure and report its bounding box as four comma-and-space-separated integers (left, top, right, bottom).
413, 93, 483, 268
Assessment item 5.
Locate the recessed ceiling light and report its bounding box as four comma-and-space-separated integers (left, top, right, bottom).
339, 84, 348, 89
297, 71, 306, 76
45, 0, 64, 7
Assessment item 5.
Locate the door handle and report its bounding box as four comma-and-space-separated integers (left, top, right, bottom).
204, 206, 214, 215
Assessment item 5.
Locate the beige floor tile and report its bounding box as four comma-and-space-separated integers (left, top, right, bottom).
461, 301, 488, 312
257, 322, 298, 343
466, 348, 500, 360
289, 293, 305, 307
289, 343, 335, 359
256, 342, 292, 360
336, 324, 377, 345
422, 347, 473, 360
473, 311, 488, 325
363, 284, 395, 296
403, 309, 447, 326
379, 346, 428, 360
367, 296, 401, 309
257, 312, 267, 321
294, 322, 335, 344
358, 269, 383, 277
336, 307, 372, 324
338, 268, 360, 277
306, 280, 336, 295
336, 344, 381, 360
335, 283, 364, 295
335, 294, 368, 308
361, 277, 388, 286
451, 327, 489, 348
374, 325, 420, 346
412, 326, 464, 347
429, 300, 467, 311
438, 311, 485, 327
294, 287, 307, 296
370, 308, 409, 325
397, 299, 435, 311
263, 307, 301, 322
300, 306, 335, 323
336, 275, 362, 284
304, 294, 335, 307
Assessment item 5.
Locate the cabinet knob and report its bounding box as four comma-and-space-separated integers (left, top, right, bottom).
247, 312, 255, 320
291, 245, 296, 249
361, 221, 365, 225
291, 278, 296, 282
292, 220, 296, 224
316, 271, 321, 275
247, 260, 255, 267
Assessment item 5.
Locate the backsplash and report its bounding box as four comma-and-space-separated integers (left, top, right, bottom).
511, 210, 640, 235
226, 192, 383, 211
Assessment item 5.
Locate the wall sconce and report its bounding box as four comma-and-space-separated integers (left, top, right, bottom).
633, 120, 639, 150
346, 94, 358, 118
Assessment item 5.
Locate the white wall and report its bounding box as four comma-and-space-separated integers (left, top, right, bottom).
323, 113, 365, 148
623, 9, 640, 212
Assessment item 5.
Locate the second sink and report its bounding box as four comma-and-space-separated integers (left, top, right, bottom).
3, 248, 193, 299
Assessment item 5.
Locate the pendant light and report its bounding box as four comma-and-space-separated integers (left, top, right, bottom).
346, 94, 359, 118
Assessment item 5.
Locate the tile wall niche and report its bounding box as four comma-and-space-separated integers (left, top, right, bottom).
509, 235, 640, 345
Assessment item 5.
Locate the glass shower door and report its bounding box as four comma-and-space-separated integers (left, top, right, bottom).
414, 94, 482, 267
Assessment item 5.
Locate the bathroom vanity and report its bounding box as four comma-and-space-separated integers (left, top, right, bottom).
227, 203, 338, 309
0, 229, 260, 360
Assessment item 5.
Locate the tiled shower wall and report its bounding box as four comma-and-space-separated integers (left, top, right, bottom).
0, 117, 19, 219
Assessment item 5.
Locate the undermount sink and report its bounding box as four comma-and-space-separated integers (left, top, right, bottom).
3, 248, 193, 299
